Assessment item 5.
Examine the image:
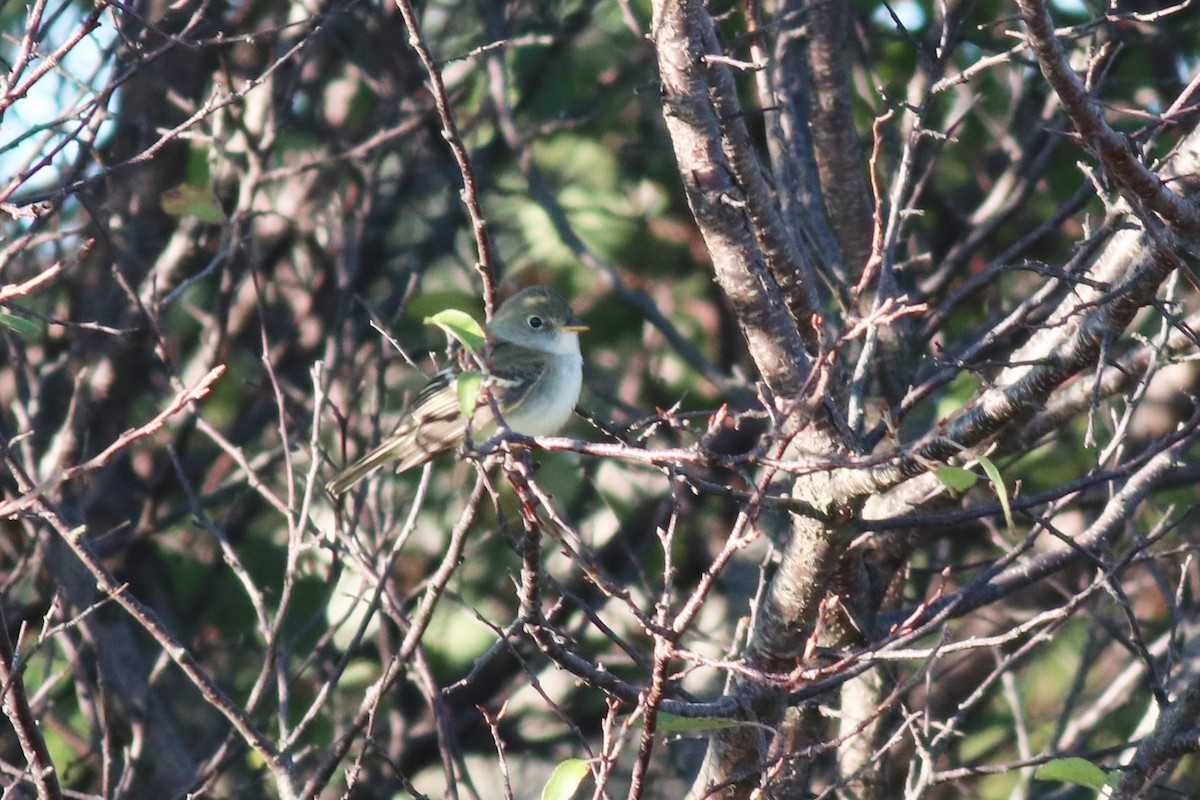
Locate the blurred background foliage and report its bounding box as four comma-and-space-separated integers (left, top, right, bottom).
1, 0, 1199, 797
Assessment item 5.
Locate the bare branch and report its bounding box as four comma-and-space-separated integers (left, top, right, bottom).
1016, 0, 1200, 232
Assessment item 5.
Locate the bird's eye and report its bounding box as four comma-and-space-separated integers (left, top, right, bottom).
527, 315, 544, 329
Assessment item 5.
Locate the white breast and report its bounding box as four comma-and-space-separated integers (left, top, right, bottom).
502, 348, 583, 436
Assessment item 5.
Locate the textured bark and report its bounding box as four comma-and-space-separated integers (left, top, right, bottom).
805, 0, 874, 277
670, 26, 1200, 800
761, 0, 849, 288
6, 0, 1200, 797
651, 0, 823, 399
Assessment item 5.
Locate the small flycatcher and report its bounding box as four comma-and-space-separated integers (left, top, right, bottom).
326, 286, 586, 496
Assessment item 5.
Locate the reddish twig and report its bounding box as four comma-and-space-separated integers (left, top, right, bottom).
392, 0, 497, 315
0, 365, 225, 517
0, 616, 63, 800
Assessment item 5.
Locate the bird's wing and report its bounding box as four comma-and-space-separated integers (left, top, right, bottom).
393, 368, 476, 473
486, 342, 542, 413
325, 368, 471, 495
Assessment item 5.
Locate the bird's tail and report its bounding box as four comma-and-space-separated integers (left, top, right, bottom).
325, 427, 415, 497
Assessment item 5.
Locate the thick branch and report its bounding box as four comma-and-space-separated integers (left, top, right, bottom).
1016, 0, 1200, 232
651, 0, 823, 398
805, 0, 873, 274
1112, 627, 1200, 797
756, 0, 849, 289
836, 124, 1200, 503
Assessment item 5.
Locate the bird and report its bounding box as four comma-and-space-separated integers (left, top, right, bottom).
325, 286, 586, 496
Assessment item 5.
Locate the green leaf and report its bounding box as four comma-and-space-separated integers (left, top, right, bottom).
160, 184, 225, 222
654, 713, 748, 733
976, 454, 1014, 529
456, 372, 483, 419
1034, 757, 1110, 790
425, 308, 486, 358
936, 465, 978, 494
0, 312, 40, 336
541, 758, 589, 800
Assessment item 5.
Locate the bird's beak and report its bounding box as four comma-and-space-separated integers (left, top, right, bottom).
562, 324, 589, 333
